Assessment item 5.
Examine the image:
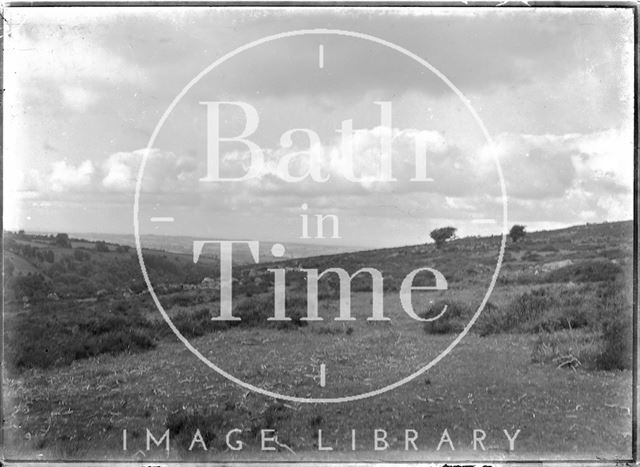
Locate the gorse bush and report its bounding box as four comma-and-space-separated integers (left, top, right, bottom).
166, 407, 227, 451
595, 279, 632, 370
5, 301, 157, 372
479, 289, 550, 335
165, 308, 229, 338
545, 260, 621, 283
531, 330, 602, 369
233, 292, 308, 329
422, 301, 472, 334
598, 313, 632, 370
475, 286, 600, 336
528, 278, 632, 371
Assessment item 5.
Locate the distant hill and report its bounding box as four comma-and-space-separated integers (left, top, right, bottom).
232, 219, 634, 295
4, 220, 633, 303
26, 232, 360, 264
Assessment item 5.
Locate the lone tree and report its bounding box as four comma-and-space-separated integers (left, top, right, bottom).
95, 241, 110, 252
509, 224, 527, 243
54, 233, 71, 248
430, 226, 457, 248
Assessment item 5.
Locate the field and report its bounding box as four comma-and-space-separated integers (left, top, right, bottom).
2, 221, 634, 462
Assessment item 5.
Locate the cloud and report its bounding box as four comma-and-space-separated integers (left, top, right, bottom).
102, 149, 198, 193
59, 86, 100, 112
49, 160, 95, 192
196, 125, 633, 226
5, 125, 633, 233
7, 25, 144, 86
110, 7, 631, 103
220, 127, 462, 197
4, 20, 146, 113
490, 128, 633, 201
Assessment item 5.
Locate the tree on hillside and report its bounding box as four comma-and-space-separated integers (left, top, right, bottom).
55, 233, 71, 248
44, 250, 55, 263
5, 259, 15, 277
95, 241, 109, 253
74, 249, 91, 261
430, 226, 457, 248
509, 224, 527, 243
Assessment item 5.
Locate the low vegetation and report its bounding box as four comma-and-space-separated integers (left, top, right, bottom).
5, 300, 157, 371
3, 221, 633, 375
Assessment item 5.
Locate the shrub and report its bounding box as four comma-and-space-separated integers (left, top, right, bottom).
531, 330, 602, 369
422, 301, 472, 334
233, 293, 308, 329
95, 241, 110, 252
166, 408, 226, 451
5, 302, 157, 372
55, 233, 71, 248
509, 225, 526, 243
530, 277, 632, 371
167, 308, 229, 338
522, 251, 542, 262
474, 302, 513, 336
73, 249, 91, 261
430, 227, 457, 249
509, 289, 549, 327
596, 283, 632, 370
11, 274, 51, 299
164, 293, 199, 308
475, 289, 552, 335
79, 329, 156, 358
545, 260, 621, 283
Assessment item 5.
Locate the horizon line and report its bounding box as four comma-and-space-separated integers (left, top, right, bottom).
6, 218, 633, 252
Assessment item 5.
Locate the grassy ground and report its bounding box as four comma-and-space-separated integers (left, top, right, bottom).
3, 221, 634, 462
3, 291, 632, 462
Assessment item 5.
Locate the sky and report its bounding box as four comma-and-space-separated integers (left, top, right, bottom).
3, 6, 635, 248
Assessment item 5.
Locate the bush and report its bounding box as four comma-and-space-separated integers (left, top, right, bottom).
530, 277, 632, 371
5, 302, 157, 372
95, 241, 110, 252
522, 251, 542, 262
11, 274, 51, 299
164, 293, 199, 308
597, 300, 632, 370
509, 225, 526, 243
166, 308, 229, 338
531, 330, 602, 369
166, 408, 226, 451
508, 289, 549, 327
475, 289, 552, 335
73, 249, 91, 261
422, 301, 472, 334
55, 233, 71, 248
430, 227, 457, 249
545, 260, 621, 283
233, 293, 308, 329
76, 329, 156, 359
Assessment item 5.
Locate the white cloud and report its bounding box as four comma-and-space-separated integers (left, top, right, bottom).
228, 127, 456, 197
49, 160, 95, 192
101, 149, 198, 193
6, 28, 144, 87
4, 125, 633, 231
4, 23, 146, 113
59, 85, 100, 112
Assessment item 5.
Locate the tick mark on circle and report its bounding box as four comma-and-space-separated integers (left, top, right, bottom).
320, 364, 326, 387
